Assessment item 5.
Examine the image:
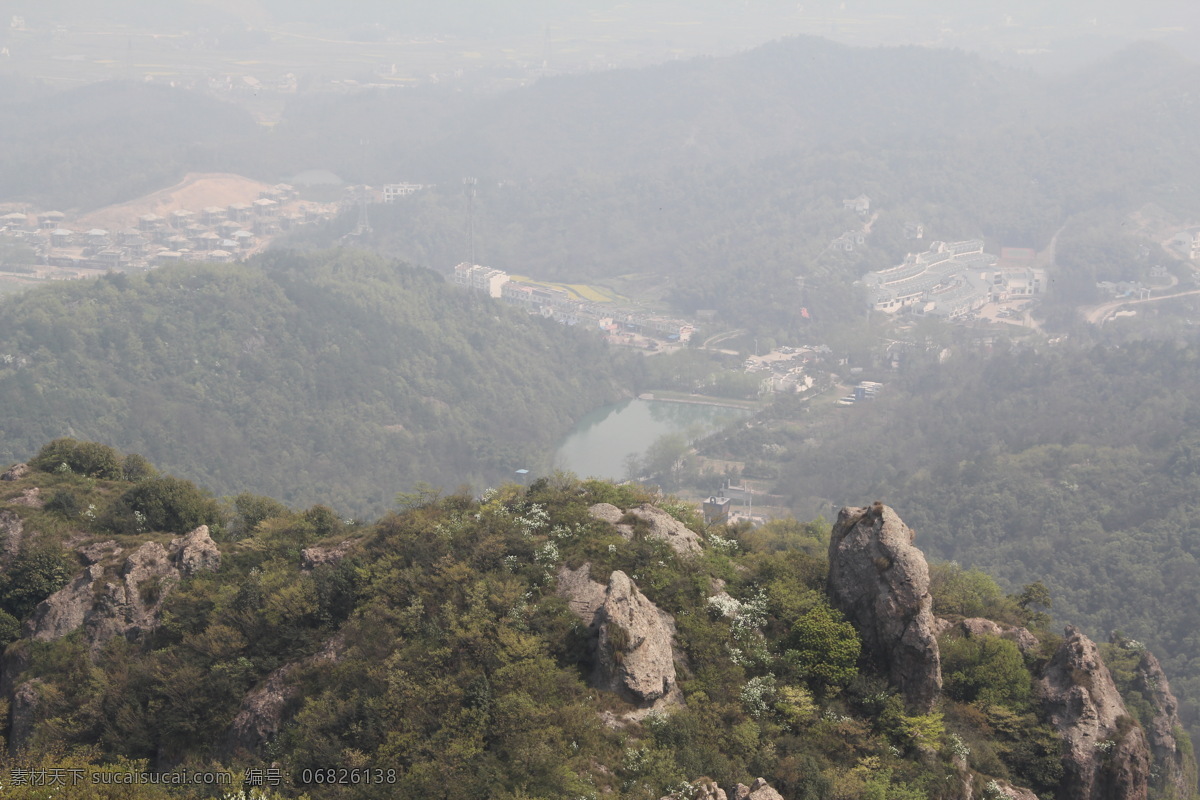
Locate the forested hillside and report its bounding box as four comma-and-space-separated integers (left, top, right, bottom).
698, 337, 1200, 740
0, 444, 1193, 799
0, 251, 634, 517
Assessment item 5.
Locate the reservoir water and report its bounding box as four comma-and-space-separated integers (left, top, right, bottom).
555, 398, 751, 480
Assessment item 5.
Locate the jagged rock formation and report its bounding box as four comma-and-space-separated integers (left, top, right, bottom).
588, 503, 703, 556
171, 525, 221, 575
0, 509, 24, 564
826, 503, 941, 712
25, 564, 105, 641
557, 564, 681, 709
733, 778, 785, 800
1036, 626, 1151, 800
226, 634, 345, 756
300, 539, 354, 570
25, 528, 221, 650
1132, 647, 1197, 799
658, 777, 785, 800
0, 463, 29, 481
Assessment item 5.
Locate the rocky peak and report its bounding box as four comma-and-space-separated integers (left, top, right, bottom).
588, 503, 703, 556
170, 525, 221, 575
1036, 626, 1150, 800
1132, 647, 1197, 799
826, 503, 941, 712
732, 777, 785, 800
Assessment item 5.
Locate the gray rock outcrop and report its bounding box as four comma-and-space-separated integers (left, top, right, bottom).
588, 503, 703, 556
949, 617, 1040, 655
1036, 626, 1150, 800
26, 564, 105, 641
555, 563, 607, 629
826, 503, 941, 712
170, 525, 221, 575
1132, 647, 1197, 799
1, 463, 29, 481
300, 539, 354, 570
732, 778, 785, 800
226, 634, 345, 755
558, 564, 681, 710
25, 537, 201, 651
596, 570, 679, 706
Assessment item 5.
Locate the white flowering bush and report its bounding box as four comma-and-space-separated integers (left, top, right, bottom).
741, 674, 777, 718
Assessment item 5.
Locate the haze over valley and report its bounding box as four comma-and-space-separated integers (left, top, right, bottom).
0, 3, 1199, 799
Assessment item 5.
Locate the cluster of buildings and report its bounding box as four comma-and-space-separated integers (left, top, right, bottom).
452, 263, 695, 344
861, 240, 1045, 319
0, 185, 337, 274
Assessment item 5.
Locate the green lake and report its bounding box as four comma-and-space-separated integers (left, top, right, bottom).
555, 398, 750, 480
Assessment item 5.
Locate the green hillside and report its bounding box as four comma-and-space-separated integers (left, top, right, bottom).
0, 251, 634, 517
1, 445, 1191, 799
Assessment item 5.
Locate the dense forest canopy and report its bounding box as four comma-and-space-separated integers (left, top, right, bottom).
0, 251, 636, 517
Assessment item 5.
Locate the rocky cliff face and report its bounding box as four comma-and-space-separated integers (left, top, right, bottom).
826, 503, 941, 712
23, 526, 221, 650
1132, 648, 1197, 799
1037, 626, 1151, 800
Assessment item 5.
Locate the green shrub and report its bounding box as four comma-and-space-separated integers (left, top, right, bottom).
0, 547, 76, 619
106, 476, 223, 535
30, 438, 123, 479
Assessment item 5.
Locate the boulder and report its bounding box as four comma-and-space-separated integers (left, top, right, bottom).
626, 504, 703, 556
0, 463, 29, 481
588, 503, 704, 556
170, 525, 221, 575
826, 503, 941, 711
1133, 647, 1198, 799
589, 503, 625, 526
595, 570, 679, 706
1036, 626, 1150, 800
300, 539, 354, 570
732, 778, 785, 800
